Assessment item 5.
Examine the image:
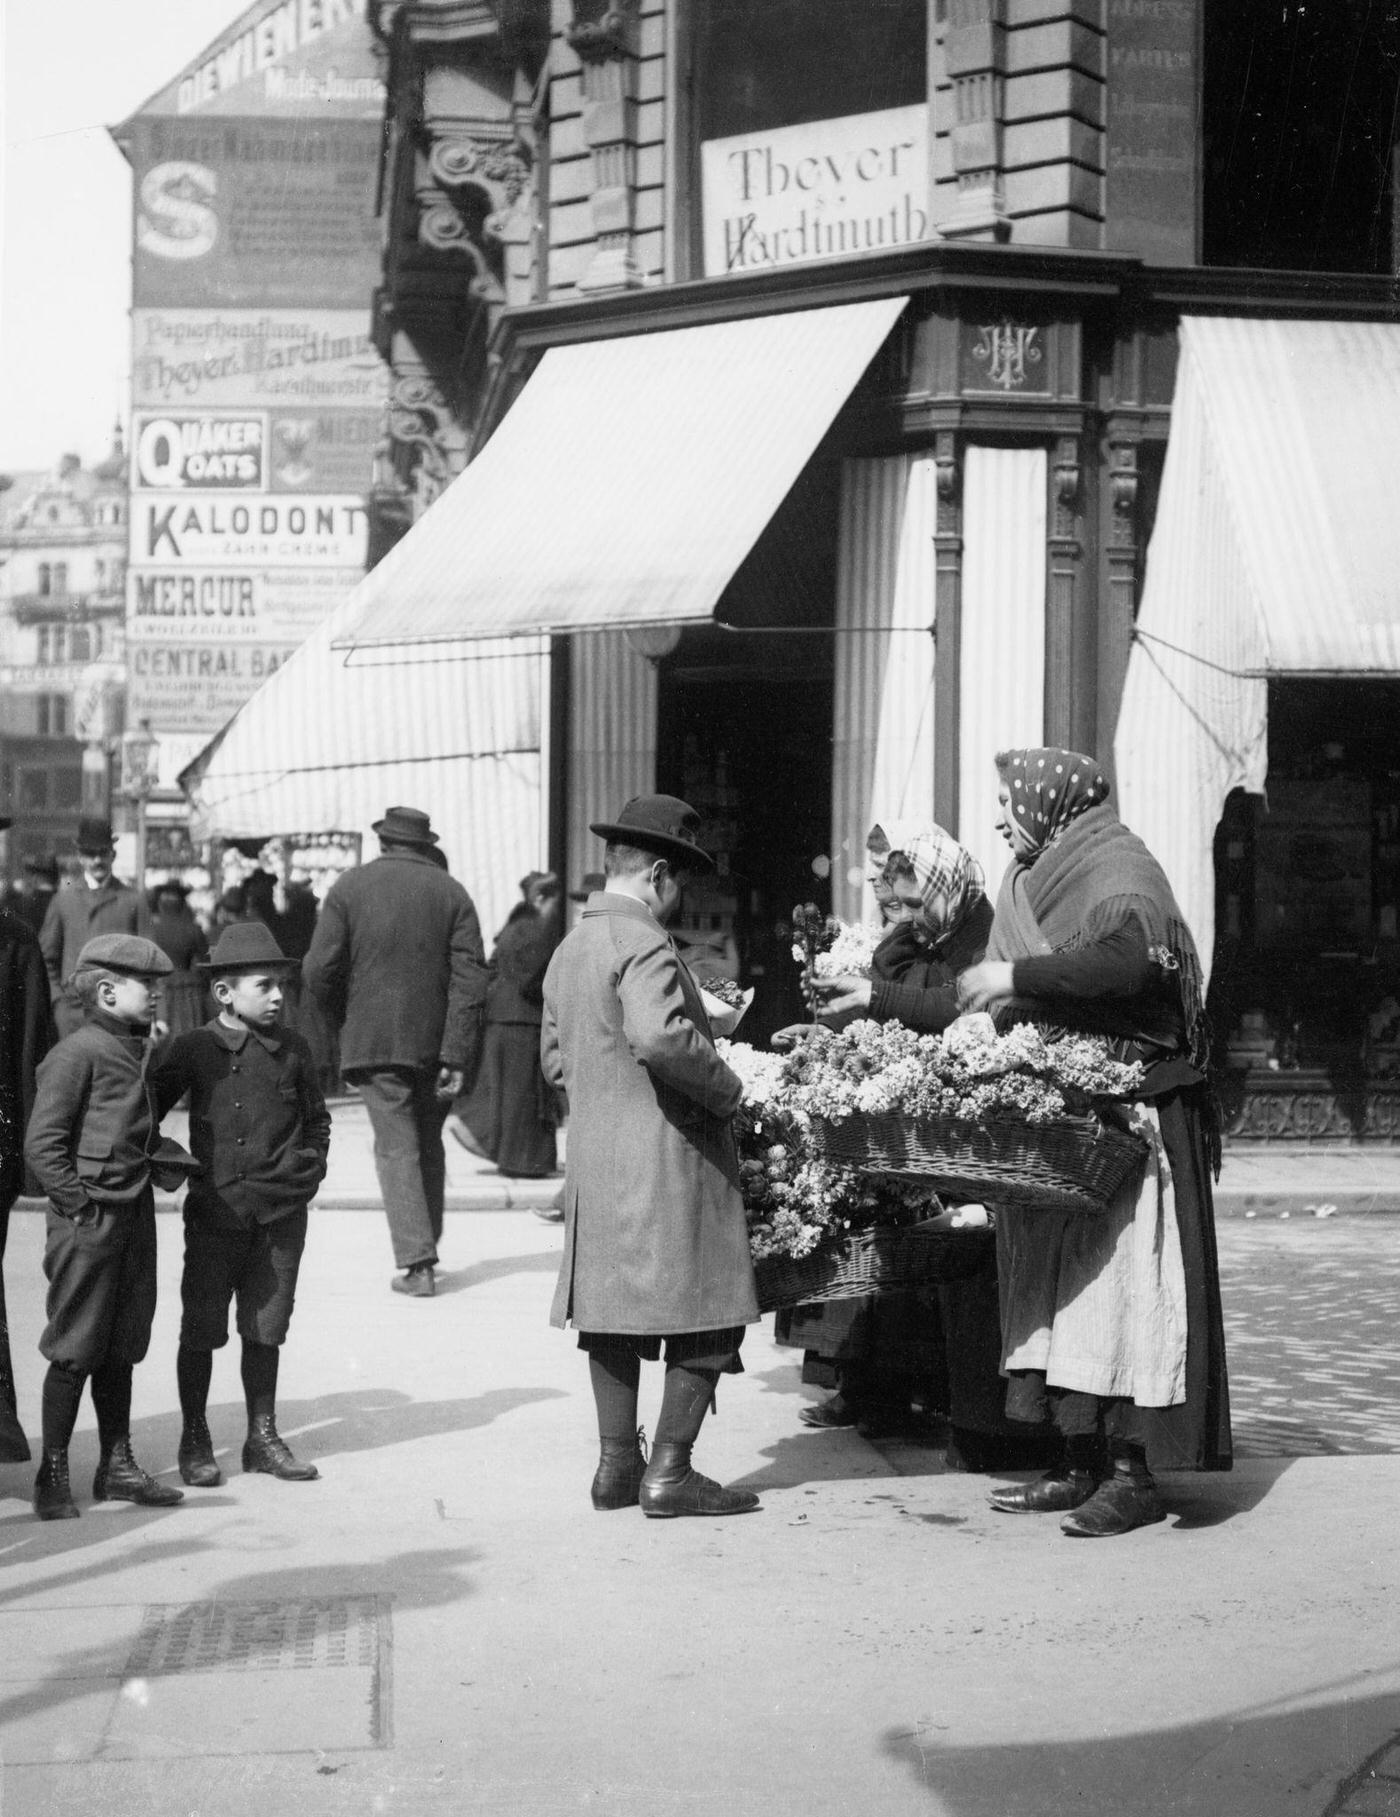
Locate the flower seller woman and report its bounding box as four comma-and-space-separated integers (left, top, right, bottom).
784, 821, 1053, 1474
958, 748, 1232, 1537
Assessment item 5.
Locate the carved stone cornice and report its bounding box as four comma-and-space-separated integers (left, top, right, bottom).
375, 365, 467, 520
1108, 441, 1139, 547
1051, 435, 1080, 541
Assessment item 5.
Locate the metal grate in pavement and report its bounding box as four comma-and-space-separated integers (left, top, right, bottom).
125, 1597, 381, 1677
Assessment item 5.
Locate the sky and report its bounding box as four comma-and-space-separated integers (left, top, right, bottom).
0, 0, 251, 476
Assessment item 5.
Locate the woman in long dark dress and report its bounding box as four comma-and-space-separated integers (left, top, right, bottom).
451, 872, 562, 1177
783, 822, 1050, 1468
148, 881, 209, 1035
959, 747, 1232, 1537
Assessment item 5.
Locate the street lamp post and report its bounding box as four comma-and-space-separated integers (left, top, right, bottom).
120, 718, 159, 897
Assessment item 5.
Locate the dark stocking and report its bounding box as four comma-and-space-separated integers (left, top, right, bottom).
1066, 1433, 1107, 1476
241, 1341, 279, 1426
89, 1362, 133, 1452
588, 1348, 640, 1443
40, 1363, 86, 1453
177, 1345, 214, 1422
1109, 1437, 1154, 1484
654, 1363, 720, 1449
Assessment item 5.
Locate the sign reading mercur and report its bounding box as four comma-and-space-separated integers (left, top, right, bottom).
702, 105, 930, 276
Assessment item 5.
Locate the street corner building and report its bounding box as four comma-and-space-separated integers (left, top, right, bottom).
174, 0, 1400, 1137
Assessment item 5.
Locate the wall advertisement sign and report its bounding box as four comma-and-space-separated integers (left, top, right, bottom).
127, 565, 361, 641
127, 640, 301, 733
130, 493, 368, 567
145, 0, 385, 121
133, 412, 267, 490
701, 106, 930, 277
130, 117, 382, 308
132, 309, 384, 410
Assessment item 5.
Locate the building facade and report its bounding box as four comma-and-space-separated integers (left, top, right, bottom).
0, 448, 128, 881
199, 0, 1400, 1131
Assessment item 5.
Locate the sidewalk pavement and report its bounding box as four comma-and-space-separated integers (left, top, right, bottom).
0, 1208, 1397, 1816
17, 1095, 1400, 1221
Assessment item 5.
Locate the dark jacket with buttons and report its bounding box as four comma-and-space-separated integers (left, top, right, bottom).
151, 1018, 331, 1228
25, 1010, 156, 1220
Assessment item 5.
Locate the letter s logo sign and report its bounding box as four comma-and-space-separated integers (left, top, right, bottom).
137, 162, 218, 262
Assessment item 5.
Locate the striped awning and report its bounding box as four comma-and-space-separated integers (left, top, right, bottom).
1115, 316, 1400, 981
332, 296, 908, 650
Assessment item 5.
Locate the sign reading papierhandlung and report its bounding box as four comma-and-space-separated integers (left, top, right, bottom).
701, 106, 930, 277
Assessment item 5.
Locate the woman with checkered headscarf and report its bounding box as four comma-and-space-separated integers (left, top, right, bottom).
789, 820, 1052, 1474
959, 747, 1232, 1537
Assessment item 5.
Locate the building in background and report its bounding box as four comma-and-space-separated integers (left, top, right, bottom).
190, 0, 1400, 1133
111, 0, 391, 885
0, 446, 128, 882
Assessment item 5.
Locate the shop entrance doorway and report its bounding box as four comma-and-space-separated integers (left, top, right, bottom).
658, 645, 834, 1048
1213, 678, 1400, 1138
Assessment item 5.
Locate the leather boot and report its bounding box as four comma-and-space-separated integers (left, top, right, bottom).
242, 1415, 319, 1481
93, 1438, 184, 1506
33, 1448, 79, 1521
639, 1441, 760, 1519
0, 1310, 30, 1464
591, 1428, 647, 1511
1060, 1471, 1166, 1537
177, 1415, 223, 1488
988, 1468, 1100, 1514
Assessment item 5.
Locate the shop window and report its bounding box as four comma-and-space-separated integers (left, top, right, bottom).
1203, 0, 1400, 273
53, 768, 82, 810
17, 767, 49, 810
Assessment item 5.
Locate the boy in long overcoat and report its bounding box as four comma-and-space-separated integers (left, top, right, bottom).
542, 795, 760, 1519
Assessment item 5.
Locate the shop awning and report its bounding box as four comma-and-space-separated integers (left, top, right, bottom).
1115, 315, 1400, 982
332, 296, 908, 651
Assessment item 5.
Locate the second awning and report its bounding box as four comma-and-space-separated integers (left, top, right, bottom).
333, 295, 908, 650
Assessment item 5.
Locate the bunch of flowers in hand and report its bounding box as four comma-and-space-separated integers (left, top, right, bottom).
776, 1013, 1143, 1128
796, 918, 887, 981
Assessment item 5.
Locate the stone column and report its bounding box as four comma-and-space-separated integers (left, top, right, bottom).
567, 0, 644, 292
932, 430, 964, 834
940, 0, 1010, 242
1045, 434, 1083, 749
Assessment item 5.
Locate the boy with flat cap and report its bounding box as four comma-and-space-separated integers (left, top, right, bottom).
24, 932, 182, 1520
151, 922, 330, 1487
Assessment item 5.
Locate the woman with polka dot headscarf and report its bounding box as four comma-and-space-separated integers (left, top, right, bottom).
958, 747, 1231, 1538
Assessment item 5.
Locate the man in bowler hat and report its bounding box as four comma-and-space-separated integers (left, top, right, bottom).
39, 817, 147, 1037
304, 807, 488, 1297
542, 795, 761, 1518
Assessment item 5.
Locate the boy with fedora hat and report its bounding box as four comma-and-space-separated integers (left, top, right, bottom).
304, 805, 487, 1297
151, 922, 331, 1486
24, 933, 184, 1519
542, 794, 761, 1518
39, 817, 147, 1038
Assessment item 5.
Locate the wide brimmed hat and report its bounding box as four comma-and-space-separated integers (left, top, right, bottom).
589, 795, 714, 873
199, 921, 299, 974
372, 805, 439, 846
76, 817, 115, 854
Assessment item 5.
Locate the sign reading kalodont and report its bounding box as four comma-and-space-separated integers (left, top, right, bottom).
122, 0, 388, 740
702, 107, 929, 277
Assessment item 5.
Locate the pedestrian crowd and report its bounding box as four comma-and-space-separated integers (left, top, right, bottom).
0, 754, 1230, 1537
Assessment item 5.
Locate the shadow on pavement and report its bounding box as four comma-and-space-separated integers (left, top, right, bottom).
0, 1527, 213, 1589
123, 1384, 568, 1470
733, 1429, 937, 1492
1162, 1457, 1294, 1527
0, 1545, 481, 1755
435, 1251, 562, 1294
878, 1674, 1400, 1817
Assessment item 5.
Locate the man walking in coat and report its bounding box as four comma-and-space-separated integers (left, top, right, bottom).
542, 795, 760, 1519
39, 819, 146, 1038
303, 807, 487, 1297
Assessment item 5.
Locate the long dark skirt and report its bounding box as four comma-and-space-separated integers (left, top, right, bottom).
458, 1020, 557, 1178
1005, 1087, 1233, 1472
